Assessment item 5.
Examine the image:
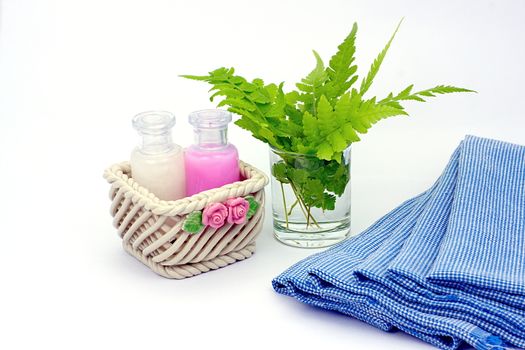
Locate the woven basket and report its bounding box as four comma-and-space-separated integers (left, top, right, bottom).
103, 160, 268, 279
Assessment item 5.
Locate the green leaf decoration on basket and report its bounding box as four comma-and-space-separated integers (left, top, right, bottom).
183, 211, 205, 234
245, 195, 259, 220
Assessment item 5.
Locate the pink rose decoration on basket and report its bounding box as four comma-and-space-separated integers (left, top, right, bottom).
226, 197, 250, 225
202, 202, 228, 229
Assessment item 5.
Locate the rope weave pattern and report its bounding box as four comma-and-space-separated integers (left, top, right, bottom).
104, 160, 268, 279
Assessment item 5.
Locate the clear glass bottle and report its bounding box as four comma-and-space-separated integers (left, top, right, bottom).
184, 109, 240, 196
130, 111, 185, 201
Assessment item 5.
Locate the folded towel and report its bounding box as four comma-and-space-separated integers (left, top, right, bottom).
272, 136, 525, 350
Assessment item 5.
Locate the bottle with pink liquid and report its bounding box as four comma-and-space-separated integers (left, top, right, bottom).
184, 109, 240, 196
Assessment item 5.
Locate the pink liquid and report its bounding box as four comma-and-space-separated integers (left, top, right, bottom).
184, 144, 240, 196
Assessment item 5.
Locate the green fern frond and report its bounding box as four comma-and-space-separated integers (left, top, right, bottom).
324, 23, 359, 100
181, 21, 475, 211
296, 50, 329, 115
359, 19, 403, 96
414, 85, 476, 96
298, 50, 328, 93
350, 91, 408, 133
380, 84, 476, 104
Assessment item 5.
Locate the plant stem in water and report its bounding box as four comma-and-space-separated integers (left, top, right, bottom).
294, 192, 309, 222
289, 182, 307, 218
289, 181, 321, 229
280, 181, 289, 229
287, 199, 299, 216
306, 205, 311, 228
305, 203, 321, 229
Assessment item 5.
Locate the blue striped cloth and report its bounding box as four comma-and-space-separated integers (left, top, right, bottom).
272, 136, 525, 350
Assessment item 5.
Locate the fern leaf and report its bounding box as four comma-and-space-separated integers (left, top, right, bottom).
327, 130, 347, 153
380, 84, 476, 105
258, 127, 279, 147
325, 23, 359, 99
317, 95, 335, 137
296, 50, 328, 103
301, 50, 328, 88
342, 124, 360, 142
208, 83, 234, 92
267, 84, 286, 118
217, 98, 256, 111
182, 25, 475, 170
210, 87, 244, 101
239, 81, 257, 92
359, 19, 403, 95
229, 75, 245, 84
334, 93, 360, 142
414, 85, 476, 96
285, 105, 303, 126
277, 121, 302, 137
252, 78, 265, 87
285, 91, 300, 105
310, 94, 361, 161
350, 96, 408, 133
403, 95, 426, 102
249, 89, 271, 104
179, 74, 210, 81
334, 93, 352, 125
232, 111, 260, 133
210, 67, 235, 80
317, 142, 333, 161
302, 111, 318, 143
396, 84, 413, 98
419, 91, 435, 97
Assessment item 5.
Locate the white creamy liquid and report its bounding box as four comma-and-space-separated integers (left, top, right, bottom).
130, 145, 185, 201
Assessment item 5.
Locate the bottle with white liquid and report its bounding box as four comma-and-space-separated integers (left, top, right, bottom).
130, 111, 185, 200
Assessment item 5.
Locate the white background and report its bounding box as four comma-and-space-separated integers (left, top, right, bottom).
1, 1, 524, 349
